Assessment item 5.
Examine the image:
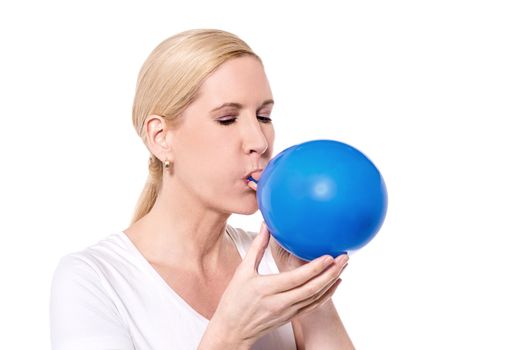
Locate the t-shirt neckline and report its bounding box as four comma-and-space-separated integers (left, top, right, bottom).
116, 225, 242, 324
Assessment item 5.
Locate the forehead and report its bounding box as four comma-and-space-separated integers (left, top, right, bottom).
196, 55, 273, 105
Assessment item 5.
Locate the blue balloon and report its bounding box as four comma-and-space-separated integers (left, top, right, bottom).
256, 139, 388, 261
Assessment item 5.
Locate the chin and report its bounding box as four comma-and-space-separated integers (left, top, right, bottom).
229, 197, 259, 215
213, 185, 259, 215
236, 206, 259, 215
231, 202, 259, 215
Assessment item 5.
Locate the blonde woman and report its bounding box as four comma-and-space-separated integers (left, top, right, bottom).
49, 29, 355, 350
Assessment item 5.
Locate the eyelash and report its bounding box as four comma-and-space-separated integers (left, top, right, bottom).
217, 116, 272, 126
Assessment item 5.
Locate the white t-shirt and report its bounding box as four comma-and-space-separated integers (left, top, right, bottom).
49, 225, 297, 350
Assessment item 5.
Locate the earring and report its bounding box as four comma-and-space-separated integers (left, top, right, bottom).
164, 159, 171, 169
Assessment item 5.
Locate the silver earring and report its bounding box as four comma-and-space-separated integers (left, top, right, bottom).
164, 159, 171, 169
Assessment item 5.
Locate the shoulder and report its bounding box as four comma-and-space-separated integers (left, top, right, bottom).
50, 232, 131, 295
50, 250, 134, 350
50, 250, 119, 323
51, 251, 101, 287
54, 235, 111, 274
55, 231, 132, 270
50, 251, 108, 307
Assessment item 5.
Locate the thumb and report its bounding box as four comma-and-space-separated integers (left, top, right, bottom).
243, 222, 270, 273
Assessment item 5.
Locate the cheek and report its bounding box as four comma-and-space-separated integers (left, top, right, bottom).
184, 137, 237, 184
177, 123, 226, 159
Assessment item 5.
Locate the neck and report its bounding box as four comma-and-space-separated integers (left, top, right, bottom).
126, 176, 233, 275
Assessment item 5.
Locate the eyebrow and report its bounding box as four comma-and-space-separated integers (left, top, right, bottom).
210, 99, 274, 112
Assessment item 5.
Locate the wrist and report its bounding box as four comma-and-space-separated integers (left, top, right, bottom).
293, 299, 355, 349
295, 299, 339, 325
199, 319, 251, 350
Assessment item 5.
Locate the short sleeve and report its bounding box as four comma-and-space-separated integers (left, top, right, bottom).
49, 254, 134, 350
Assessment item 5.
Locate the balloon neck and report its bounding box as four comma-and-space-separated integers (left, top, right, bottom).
247, 175, 258, 184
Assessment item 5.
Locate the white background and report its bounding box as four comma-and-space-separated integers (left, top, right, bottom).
1, 0, 523, 349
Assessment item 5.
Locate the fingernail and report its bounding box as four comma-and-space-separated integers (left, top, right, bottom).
341, 263, 348, 273
248, 180, 258, 191
336, 254, 348, 264
323, 256, 334, 266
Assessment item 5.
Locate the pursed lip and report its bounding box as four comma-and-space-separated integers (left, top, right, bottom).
243, 168, 264, 182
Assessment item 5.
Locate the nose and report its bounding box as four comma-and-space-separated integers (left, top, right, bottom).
243, 116, 269, 156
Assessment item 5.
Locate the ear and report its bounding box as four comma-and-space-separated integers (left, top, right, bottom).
144, 115, 171, 160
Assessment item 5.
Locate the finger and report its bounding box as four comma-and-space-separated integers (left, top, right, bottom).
297, 254, 347, 300
294, 278, 342, 318
263, 254, 335, 293
288, 272, 341, 312
271, 258, 341, 309
243, 222, 270, 273
268, 236, 284, 263
275, 277, 342, 322
280, 252, 346, 292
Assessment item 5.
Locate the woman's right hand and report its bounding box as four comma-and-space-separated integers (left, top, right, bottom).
199, 222, 347, 349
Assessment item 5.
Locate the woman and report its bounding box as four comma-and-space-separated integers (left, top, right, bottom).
50, 29, 355, 350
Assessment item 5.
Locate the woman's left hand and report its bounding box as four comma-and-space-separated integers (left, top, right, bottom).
248, 176, 349, 274
266, 223, 349, 274
268, 232, 308, 272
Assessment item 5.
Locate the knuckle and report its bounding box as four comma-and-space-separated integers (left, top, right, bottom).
312, 288, 324, 300
305, 284, 318, 295
268, 302, 284, 314
315, 262, 326, 274
253, 278, 268, 297
237, 263, 252, 276
291, 273, 304, 287
312, 290, 324, 302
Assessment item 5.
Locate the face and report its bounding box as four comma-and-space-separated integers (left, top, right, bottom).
149, 55, 275, 215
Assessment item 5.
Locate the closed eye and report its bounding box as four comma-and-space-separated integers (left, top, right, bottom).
217, 116, 272, 126
257, 116, 272, 123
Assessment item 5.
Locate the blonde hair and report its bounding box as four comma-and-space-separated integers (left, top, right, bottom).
129, 29, 261, 224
